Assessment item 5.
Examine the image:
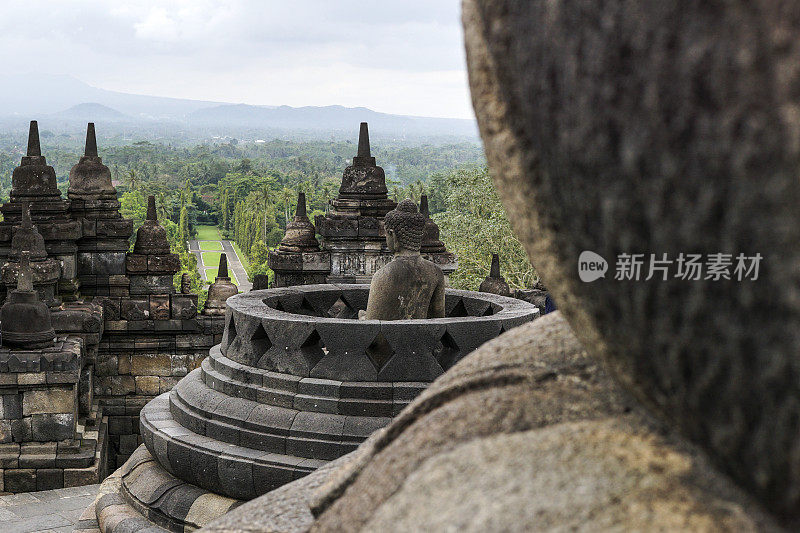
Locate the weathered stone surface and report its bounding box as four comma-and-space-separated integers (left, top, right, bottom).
22, 388, 74, 415
130, 354, 172, 377
301, 314, 780, 532
202, 452, 361, 533
462, 0, 800, 522
31, 413, 74, 441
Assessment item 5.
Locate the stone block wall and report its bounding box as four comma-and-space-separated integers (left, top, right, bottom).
0, 336, 109, 491
95, 294, 223, 467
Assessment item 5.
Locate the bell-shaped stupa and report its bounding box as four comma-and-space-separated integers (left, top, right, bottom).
203, 253, 238, 315
1, 251, 56, 349
2, 203, 61, 308
316, 122, 398, 283
419, 194, 458, 280
68, 123, 118, 200
268, 192, 330, 287
479, 253, 512, 297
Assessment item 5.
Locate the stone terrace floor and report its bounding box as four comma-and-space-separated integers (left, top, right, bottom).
0, 485, 98, 533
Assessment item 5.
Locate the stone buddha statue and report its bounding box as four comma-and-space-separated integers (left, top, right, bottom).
362, 199, 445, 320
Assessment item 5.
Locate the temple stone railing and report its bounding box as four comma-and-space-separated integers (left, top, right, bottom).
223, 284, 538, 382
88, 284, 538, 532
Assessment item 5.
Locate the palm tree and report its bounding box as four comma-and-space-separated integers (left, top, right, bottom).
126, 169, 139, 192
280, 187, 293, 225
255, 181, 271, 242
322, 184, 332, 214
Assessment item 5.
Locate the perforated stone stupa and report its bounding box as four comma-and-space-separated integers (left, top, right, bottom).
79, 284, 537, 531
268, 192, 329, 287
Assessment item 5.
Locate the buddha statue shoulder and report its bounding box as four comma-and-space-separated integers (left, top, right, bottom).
362, 199, 445, 320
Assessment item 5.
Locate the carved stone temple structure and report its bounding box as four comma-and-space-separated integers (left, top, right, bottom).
161, 2, 800, 531
267, 192, 329, 287
478, 253, 511, 297
0, 122, 226, 493
69, 0, 800, 530
269, 123, 457, 287
73, 148, 537, 531
78, 282, 536, 531
0, 121, 82, 301
68, 123, 134, 299
203, 253, 239, 315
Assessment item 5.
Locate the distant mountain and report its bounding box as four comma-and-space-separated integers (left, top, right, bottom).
0, 74, 224, 119
189, 104, 477, 137
0, 74, 478, 139
54, 103, 129, 122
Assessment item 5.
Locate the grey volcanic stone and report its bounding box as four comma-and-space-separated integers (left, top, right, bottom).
304, 314, 781, 532
463, 0, 800, 522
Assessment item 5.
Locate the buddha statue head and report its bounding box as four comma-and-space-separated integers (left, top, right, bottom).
383, 199, 426, 255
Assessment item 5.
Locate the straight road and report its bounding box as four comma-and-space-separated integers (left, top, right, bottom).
188, 237, 253, 292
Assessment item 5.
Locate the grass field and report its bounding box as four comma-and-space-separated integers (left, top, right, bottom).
205, 267, 238, 285
199, 241, 223, 251
232, 241, 250, 271
201, 251, 221, 267
195, 225, 221, 241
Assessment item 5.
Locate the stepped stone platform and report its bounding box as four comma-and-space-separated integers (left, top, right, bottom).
79, 284, 538, 532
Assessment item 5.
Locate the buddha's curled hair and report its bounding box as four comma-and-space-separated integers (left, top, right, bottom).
384, 199, 425, 251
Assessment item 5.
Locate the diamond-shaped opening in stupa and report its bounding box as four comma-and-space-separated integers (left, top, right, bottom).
300, 329, 326, 367
226, 315, 238, 348
365, 332, 394, 372
447, 299, 469, 317
435, 331, 461, 370
250, 321, 272, 358
327, 296, 358, 319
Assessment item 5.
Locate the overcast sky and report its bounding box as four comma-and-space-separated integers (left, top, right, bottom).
0, 1, 474, 119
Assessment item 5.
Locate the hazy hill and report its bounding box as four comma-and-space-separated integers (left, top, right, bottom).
188, 104, 476, 137
54, 103, 129, 122
0, 74, 478, 141
0, 74, 220, 119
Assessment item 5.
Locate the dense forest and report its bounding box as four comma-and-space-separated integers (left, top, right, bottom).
0, 135, 536, 293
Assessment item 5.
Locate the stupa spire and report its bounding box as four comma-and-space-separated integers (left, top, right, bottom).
218, 253, 229, 279
296, 192, 307, 218
17, 251, 33, 293
479, 253, 511, 296
147, 195, 157, 221
27, 120, 41, 157
420, 195, 430, 218
84, 123, 98, 157
357, 122, 371, 158
490, 253, 501, 278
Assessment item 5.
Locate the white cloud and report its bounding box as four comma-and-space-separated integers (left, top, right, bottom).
0, 0, 473, 118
